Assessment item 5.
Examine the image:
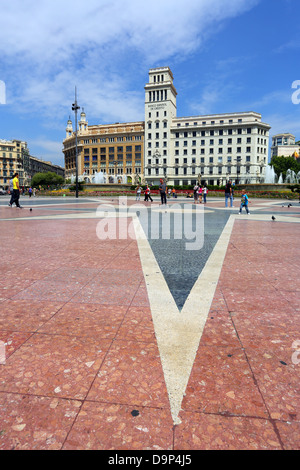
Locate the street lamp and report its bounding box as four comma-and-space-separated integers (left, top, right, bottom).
72, 87, 80, 198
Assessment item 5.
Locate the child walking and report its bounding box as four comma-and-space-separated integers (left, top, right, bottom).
239, 190, 250, 214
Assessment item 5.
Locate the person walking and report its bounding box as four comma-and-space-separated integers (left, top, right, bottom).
225, 180, 233, 207
203, 186, 208, 204
193, 184, 199, 203
28, 187, 33, 198
198, 185, 203, 203
136, 185, 141, 201
159, 179, 167, 205
239, 189, 250, 214
10, 173, 22, 208
144, 185, 153, 202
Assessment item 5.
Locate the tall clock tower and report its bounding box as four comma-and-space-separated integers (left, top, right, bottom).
144, 67, 177, 183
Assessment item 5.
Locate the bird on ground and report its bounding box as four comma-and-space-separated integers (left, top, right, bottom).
272, 216, 276, 221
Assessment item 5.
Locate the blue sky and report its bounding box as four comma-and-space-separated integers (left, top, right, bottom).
0, 0, 299, 167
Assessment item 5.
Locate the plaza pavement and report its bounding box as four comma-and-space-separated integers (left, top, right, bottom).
0, 194, 299, 450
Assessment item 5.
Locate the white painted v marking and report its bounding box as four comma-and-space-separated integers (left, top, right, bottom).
132, 214, 236, 424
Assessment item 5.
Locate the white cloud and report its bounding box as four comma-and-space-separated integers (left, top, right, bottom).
0, 0, 259, 120
264, 113, 300, 140
29, 138, 63, 166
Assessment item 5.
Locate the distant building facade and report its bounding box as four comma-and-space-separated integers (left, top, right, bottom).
63, 67, 271, 186
0, 138, 64, 187
63, 110, 144, 183
271, 133, 300, 159
0, 139, 27, 186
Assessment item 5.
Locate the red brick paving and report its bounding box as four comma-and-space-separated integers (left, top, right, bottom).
0, 200, 299, 450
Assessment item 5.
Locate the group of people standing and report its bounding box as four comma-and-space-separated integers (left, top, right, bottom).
135, 180, 170, 205
193, 184, 208, 204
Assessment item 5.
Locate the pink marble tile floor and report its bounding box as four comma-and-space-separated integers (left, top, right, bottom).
0, 213, 299, 450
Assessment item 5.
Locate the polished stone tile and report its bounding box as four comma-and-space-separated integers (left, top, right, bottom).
0, 392, 81, 450
0, 300, 64, 332
38, 303, 128, 339
69, 283, 138, 306
182, 344, 268, 418
0, 330, 31, 359
175, 412, 282, 450
87, 339, 169, 408
0, 334, 111, 399
116, 307, 156, 343
63, 402, 173, 450
275, 421, 300, 450
12, 280, 85, 302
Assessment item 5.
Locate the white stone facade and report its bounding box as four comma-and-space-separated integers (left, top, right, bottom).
144, 67, 271, 186
271, 133, 299, 159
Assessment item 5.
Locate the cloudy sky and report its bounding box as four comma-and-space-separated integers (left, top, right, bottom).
0, 0, 299, 166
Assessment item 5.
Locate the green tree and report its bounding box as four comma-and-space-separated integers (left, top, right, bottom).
270, 156, 300, 180
31, 172, 64, 188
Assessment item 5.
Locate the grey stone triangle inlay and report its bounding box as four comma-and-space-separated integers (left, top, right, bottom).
146, 208, 231, 310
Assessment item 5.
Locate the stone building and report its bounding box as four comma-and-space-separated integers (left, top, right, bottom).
271, 133, 300, 159
63, 110, 144, 183
63, 67, 271, 186
0, 139, 64, 187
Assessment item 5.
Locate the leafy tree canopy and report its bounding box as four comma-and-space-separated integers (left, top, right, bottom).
31, 172, 64, 188
270, 156, 300, 179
